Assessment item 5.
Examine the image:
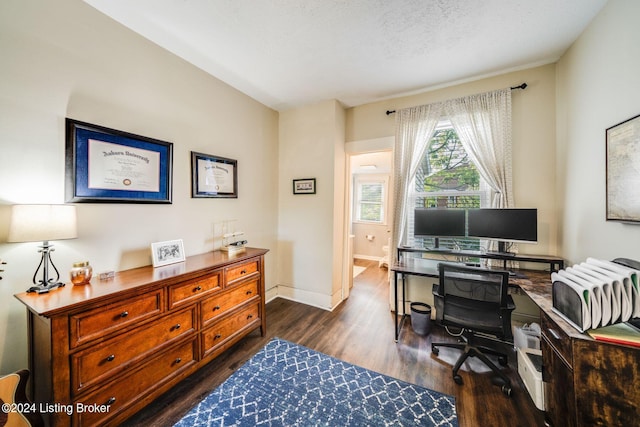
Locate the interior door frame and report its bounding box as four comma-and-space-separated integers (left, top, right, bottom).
341, 137, 394, 302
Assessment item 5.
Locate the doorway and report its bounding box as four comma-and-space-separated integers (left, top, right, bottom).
342, 148, 393, 301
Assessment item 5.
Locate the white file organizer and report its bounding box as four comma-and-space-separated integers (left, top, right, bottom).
552, 258, 640, 332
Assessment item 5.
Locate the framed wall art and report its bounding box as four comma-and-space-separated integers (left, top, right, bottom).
151, 239, 185, 267
293, 178, 316, 195
65, 119, 173, 203
606, 113, 640, 222
191, 151, 238, 198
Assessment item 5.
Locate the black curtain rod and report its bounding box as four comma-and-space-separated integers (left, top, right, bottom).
385, 82, 527, 116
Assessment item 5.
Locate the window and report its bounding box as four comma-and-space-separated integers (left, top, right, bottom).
409, 121, 488, 249
355, 176, 388, 224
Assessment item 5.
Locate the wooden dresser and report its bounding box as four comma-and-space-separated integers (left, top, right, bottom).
519, 280, 640, 426
14, 247, 268, 427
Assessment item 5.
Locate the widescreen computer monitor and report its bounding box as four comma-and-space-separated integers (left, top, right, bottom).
467, 208, 537, 255
414, 208, 466, 249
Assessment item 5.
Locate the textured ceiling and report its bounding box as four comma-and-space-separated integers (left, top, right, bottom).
83, 0, 607, 111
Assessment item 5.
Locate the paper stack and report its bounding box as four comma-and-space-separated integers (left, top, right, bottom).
587, 322, 640, 348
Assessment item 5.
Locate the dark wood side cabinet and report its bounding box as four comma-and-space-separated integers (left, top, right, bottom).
521, 282, 640, 426
14, 248, 268, 427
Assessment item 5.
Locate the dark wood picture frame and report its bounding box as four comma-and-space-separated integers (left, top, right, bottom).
65, 118, 173, 203
293, 178, 316, 195
606, 113, 640, 222
191, 151, 238, 198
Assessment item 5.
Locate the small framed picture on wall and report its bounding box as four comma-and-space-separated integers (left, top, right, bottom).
293, 178, 316, 195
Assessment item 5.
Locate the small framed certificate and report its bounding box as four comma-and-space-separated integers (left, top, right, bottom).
65, 119, 173, 203
191, 151, 238, 198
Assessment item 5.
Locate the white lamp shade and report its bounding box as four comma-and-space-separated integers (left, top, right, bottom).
8, 204, 78, 243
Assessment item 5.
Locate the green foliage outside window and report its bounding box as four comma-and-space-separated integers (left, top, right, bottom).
414, 126, 483, 251
421, 128, 481, 209
424, 129, 479, 192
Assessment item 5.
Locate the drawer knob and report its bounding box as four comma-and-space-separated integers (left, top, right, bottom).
213, 305, 221, 311
214, 333, 222, 340
173, 323, 181, 330
240, 269, 247, 274
106, 354, 116, 362
246, 290, 252, 295
106, 397, 116, 406
174, 357, 182, 364
120, 311, 129, 318
195, 286, 202, 292
247, 314, 253, 319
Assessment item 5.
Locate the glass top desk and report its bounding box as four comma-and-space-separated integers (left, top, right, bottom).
390, 252, 557, 341
396, 246, 564, 272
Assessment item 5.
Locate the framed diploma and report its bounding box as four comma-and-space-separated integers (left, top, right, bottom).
606, 113, 640, 222
65, 119, 173, 203
191, 151, 238, 198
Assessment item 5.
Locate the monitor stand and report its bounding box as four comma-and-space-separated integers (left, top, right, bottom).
427, 237, 450, 251
486, 241, 516, 257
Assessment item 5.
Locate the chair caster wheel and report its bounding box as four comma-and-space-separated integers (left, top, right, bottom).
501, 384, 512, 397
498, 356, 508, 366
453, 374, 463, 385
432, 345, 439, 356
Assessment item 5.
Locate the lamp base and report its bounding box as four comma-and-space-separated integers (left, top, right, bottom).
27, 241, 66, 294
27, 281, 65, 294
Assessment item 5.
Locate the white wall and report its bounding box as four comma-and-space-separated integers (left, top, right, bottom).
0, 0, 279, 373
277, 100, 346, 309
556, 0, 640, 265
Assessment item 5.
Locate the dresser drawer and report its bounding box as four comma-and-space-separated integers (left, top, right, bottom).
70, 290, 164, 348
72, 307, 196, 395
202, 279, 259, 327
541, 310, 573, 367
168, 272, 222, 308
74, 338, 198, 427
202, 302, 260, 356
225, 258, 259, 285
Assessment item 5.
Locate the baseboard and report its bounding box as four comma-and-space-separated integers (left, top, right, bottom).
274, 285, 333, 311
265, 286, 279, 304
354, 254, 383, 261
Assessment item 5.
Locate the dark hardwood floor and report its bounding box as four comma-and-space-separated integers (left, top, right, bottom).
124, 260, 546, 427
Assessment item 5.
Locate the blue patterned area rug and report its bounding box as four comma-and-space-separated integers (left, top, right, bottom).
174, 338, 458, 426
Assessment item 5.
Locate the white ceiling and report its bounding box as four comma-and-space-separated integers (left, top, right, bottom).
84, 0, 607, 111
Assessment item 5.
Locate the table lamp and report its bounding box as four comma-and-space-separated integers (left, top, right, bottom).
8, 204, 77, 293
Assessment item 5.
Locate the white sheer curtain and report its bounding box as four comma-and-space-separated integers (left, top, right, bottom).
391, 88, 514, 264
391, 103, 443, 263
446, 88, 513, 208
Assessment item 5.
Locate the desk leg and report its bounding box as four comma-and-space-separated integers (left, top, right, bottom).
394, 271, 408, 342
394, 271, 399, 342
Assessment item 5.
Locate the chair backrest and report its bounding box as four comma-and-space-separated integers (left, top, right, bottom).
435, 262, 512, 337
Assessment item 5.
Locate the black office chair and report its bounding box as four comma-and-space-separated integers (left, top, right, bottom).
431, 262, 515, 396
